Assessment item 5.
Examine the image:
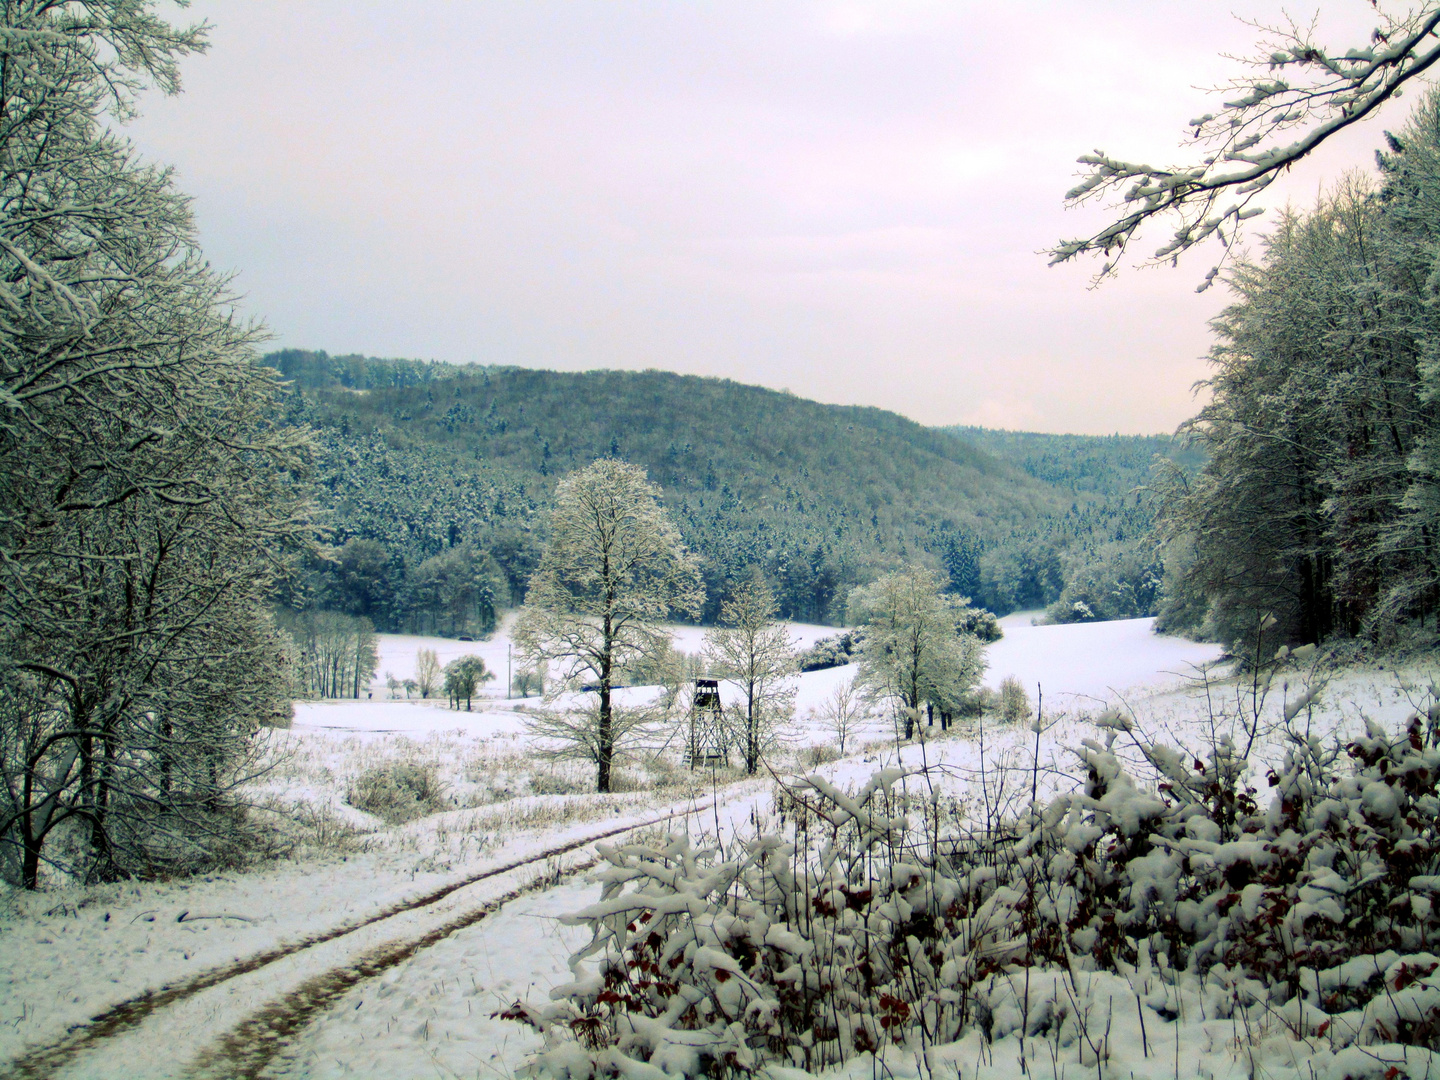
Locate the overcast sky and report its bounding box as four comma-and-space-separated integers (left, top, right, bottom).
127, 2, 1408, 434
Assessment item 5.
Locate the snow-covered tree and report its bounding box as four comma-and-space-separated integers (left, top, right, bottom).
819, 674, 865, 756
0, 2, 313, 888
703, 574, 797, 775
279, 611, 378, 699
443, 655, 494, 711
1155, 91, 1440, 645
514, 460, 703, 792
849, 566, 985, 739
414, 649, 441, 699
1053, 5, 1440, 281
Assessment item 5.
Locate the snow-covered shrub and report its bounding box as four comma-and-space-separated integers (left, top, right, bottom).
800, 742, 842, 768
795, 631, 862, 673
509, 704, 1440, 1073
979, 707, 1440, 1051
346, 761, 445, 824
529, 770, 587, 797
504, 769, 1010, 1074
998, 676, 1031, 723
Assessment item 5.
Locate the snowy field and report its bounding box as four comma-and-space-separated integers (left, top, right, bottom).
3, 617, 1436, 1079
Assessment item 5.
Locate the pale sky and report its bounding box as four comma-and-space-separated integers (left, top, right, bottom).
127, 2, 1408, 434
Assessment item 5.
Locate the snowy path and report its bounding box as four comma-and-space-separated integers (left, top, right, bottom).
2, 806, 708, 1080
224, 784, 779, 1080
258, 879, 595, 1080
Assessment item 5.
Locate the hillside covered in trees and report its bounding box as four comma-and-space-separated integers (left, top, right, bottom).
939, 428, 1206, 623
267, 352, 1193, 630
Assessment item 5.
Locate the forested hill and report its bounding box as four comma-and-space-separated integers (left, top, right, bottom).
269, 350, 1071, 625
942, 428, 1204, 497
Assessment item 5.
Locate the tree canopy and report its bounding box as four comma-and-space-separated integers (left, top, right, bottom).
850, 567, 987, 740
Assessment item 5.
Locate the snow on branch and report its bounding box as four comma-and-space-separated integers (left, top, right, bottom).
1052, 5, 1440, 285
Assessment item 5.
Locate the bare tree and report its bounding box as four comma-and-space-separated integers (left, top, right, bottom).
1053, 5, 1440, 281
279, 612, 378, 699
521, 699, 664, 786
414, 649, 441, 700
514, 460, 703, 792
820, 675, 866, 756
703, 575, 797, 775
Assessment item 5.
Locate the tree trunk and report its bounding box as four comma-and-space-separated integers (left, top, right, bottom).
598, 618, 614, 793
745, 680, 759, 775
160, 716, 173, 794
20, 767, 41, 890
22, 829, 41, 891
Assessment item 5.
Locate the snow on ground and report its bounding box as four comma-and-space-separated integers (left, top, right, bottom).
263, 876, 598, 1080
4, 617, 1437, 1079
981, 615, 1222, 702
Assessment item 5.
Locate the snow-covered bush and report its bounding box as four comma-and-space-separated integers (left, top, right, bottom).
504, 769, 998, 1074
997, 676, 1032, 723
346, 761, 446, 824
508, 701, 1440, 1075
795, 631, 862, 673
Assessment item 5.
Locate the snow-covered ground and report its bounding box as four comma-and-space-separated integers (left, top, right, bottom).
982, 613, 1222, 701
4, 617, 1435, 1079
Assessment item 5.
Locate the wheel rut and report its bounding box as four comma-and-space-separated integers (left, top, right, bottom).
0, 805, 703, 1080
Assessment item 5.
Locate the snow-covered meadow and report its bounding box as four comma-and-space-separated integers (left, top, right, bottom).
5, 616, 1439, 1079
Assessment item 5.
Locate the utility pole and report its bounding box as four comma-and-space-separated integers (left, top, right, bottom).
507, 643, 512, 699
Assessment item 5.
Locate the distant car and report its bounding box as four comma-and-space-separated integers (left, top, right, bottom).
457, 635, 474, 642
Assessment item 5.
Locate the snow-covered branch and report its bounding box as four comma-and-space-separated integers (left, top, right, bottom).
1053, 5, 1440, 284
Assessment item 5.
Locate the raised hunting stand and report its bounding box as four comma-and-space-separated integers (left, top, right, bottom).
689, 678, 725, 768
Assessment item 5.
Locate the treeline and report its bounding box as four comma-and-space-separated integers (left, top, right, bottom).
1157, 89, 1440, 648
266, 348, 469, 392
937, 429, 1198, 622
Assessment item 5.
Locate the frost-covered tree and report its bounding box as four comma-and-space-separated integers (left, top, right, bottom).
404, 544, 506, 638
819, 675, 865, 756
279, 611, 379, 699
703, 574, 797, 775
1054, 4, 1440, 280
514, 460, 703, 792
1156, 89, 1440, 647
414, 649, 441, 699
0, 3, 313, 888
443, 655, 494, 711
849, 567, 985, 739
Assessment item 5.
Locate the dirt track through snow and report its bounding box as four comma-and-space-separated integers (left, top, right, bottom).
0, 806, 707, 1080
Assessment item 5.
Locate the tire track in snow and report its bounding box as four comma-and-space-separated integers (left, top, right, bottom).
187, 861, 590, 1080
0, 805, 706, 1080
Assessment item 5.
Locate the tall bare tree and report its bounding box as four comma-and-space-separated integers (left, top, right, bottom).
703, 574, 797, 775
